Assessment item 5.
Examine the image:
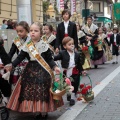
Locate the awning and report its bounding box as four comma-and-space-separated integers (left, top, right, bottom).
96, 16, 112, 24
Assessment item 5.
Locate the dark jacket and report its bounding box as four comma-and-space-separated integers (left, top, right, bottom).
0, 45, 11, 65
12, 48, 56, 69
8, 37, 29, 61
110, 34, 120, 46
8, 43, 19, 60
56, 21, 78, 49
54, 50, 83, 73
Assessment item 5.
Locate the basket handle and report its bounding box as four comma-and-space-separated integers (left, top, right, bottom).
79, 74, 93, 88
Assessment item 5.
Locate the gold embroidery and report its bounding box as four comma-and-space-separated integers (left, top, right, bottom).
26, 40, 54, 79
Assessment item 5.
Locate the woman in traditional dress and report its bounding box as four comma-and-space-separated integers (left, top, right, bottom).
6, 22, 63, 119
98, 28, 112, 62
82, 16, 104, 68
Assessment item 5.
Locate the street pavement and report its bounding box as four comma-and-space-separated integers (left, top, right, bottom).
9, 60, 120, 120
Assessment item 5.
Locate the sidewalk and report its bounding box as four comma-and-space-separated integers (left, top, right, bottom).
75, 73, 120, 120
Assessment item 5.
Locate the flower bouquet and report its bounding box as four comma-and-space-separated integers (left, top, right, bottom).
77, 74, 94, 102
94, 39, 102, 51
50, 73, 74, 100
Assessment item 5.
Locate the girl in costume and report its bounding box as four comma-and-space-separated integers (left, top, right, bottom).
76, 23, 90, 69
43, 24, 56, 51
98, 28, 112, 62
6, 22, 63, 119
8, 21, 30, 88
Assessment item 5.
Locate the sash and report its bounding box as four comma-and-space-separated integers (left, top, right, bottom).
42, 35, 55, 52
14, 37, 22, 51
26, 40, 54, 79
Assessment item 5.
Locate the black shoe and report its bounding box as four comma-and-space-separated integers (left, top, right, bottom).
112, 62, 115, 64
41, 114, 48, 120
94, 65, 98, 69
69, 99, 75, 106
67, 94, 71, 101
0, 107, 9, 120
116, 61, 118, 64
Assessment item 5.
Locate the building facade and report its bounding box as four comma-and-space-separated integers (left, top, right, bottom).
0, 0, 43, 25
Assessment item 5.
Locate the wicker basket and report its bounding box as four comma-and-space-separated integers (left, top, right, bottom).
50, 88, 66, 100
78, 75, 94, 102
83, 91, 94, 102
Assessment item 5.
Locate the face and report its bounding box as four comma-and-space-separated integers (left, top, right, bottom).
113, 30, 117, 34
44, 26, 51, 34
98, 28, 103, 34
87, 18, 92, 25
30, 24, 41, 41
63, 40, 74, 52
16, 26, 28, 39
4, 21, 7, 25
62, 12, 70, 21
76, 24, 80, 31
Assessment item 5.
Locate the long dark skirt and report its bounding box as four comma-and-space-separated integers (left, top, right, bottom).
7, 61, 63, 112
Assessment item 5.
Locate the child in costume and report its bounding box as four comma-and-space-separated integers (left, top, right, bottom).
8, 21, 30, 88
6, 22, 63, 119
54, 36, 86, 106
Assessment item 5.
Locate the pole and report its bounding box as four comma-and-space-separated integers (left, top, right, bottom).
84, 0, 87, 24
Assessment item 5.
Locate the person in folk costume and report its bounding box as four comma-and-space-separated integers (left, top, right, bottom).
82, 16, 104, 68
0, 40, 11, 120
8, 21, 31, 89
109, 27, 120, 64
106, 28, 113, 42
42, 24, 56, 52
76, 22, 91, 69
55, 9, 78, 53
54, 37, 86, 106
98, 28, 112, 62
6, 22, 63, 119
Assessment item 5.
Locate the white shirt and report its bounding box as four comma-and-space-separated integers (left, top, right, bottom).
114, 34, 117, 43
66, 51, 75, 77
64, 21, 69, 34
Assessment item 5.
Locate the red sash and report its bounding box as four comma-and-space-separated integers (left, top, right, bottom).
64, 34, 69, 37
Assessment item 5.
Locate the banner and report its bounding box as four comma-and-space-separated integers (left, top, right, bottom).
57, 0, 64, 13
71, 0, 76, 15
113, 3, 120, 20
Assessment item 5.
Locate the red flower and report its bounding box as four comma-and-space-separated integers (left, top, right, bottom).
82, 46, 88, 51
81, 87, 88, 95
80, 84, 85, 89
94, 40, 98, 45
86, 85, 92, 90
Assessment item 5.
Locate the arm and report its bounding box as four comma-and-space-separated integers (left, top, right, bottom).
0, 45, 11, 65
104, 37, 110, 46
54, 51, 63, 61
8, 43, 18, 60
79, 36, 86, 44
43, 48, 57, 69
12, 50, 29, 67
73, 24, 78, 49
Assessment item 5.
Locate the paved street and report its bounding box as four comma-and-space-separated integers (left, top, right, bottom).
9, 60, 120, 120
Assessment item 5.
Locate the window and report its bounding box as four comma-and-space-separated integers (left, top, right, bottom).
93, 3, 100, 12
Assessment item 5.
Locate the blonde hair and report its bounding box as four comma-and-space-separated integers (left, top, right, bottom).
31, 22, 43, 36
62, 36, 73, 46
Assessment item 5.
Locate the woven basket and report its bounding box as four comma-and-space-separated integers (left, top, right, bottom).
83, 91, 94, 102
50, 88, 66, 100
